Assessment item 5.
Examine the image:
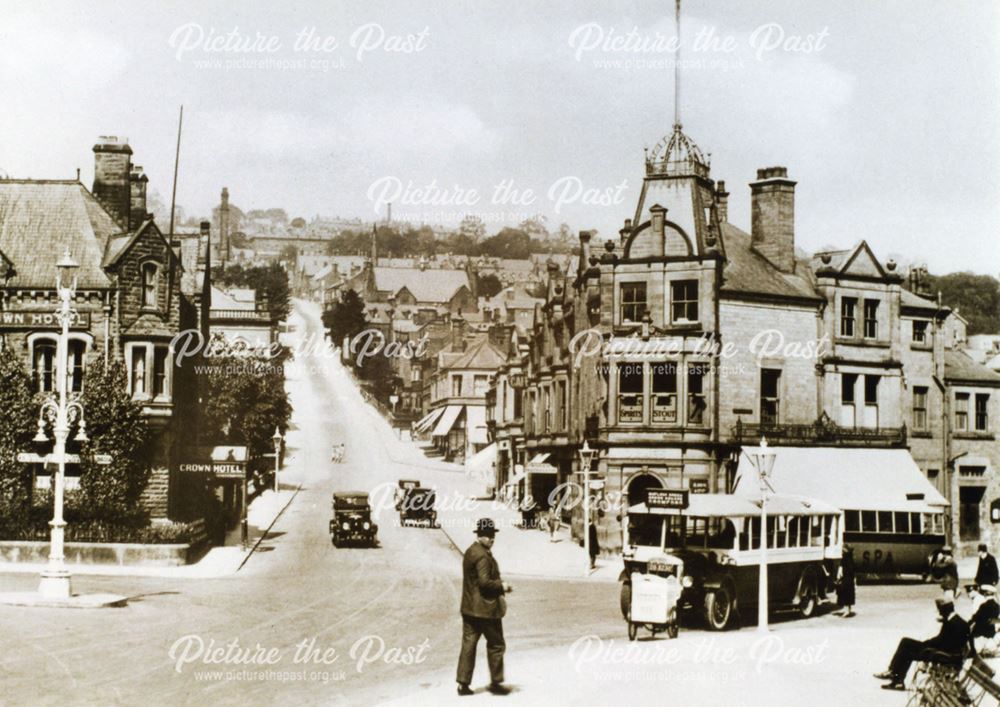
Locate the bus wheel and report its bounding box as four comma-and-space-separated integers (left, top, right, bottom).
798, 574, 818, 619
705, 587, 734, 631
619, 582, 632, 620
627, 621, 638, 641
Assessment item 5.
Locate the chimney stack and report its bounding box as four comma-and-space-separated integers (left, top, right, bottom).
220, 187, 230, 264
750, 166, 796, 273
129, 165, 149, 231
92, 136, 133, 229
197, 220, 211, 267
715, 180, 729, 223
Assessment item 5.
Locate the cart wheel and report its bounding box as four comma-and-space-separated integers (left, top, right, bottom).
627, 621, 638, 641
667, 622, 678, 639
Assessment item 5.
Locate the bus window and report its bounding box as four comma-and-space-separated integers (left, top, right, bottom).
877, 511, 893, 533
810, 516, 823, 546
910, 513, 922, 534
894, 512, 910, 534
775, 516, 787, 548
788, 517, 799, 547
739, 518, 750, 551
844, 510, 860, 532
750, 517, 761, 549
861, 511, 876, 532
686, 517, 707, 548
708, 519, 736, 549
628, 514, 663, 547
798, 516, 809, 546
823, 515, 834, 546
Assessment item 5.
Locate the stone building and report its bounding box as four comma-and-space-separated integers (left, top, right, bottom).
493, 118, 988, 554
0, 136, 204, 521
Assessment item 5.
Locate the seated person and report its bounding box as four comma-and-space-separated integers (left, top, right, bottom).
969, 584, 1000, 652
873, 598, 970, 690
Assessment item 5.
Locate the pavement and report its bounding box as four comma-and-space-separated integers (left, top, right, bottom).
0, 298, 991, 706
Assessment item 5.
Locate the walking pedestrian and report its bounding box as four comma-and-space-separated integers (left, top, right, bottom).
457, 518, 513, 697
938, 546, 959, 601
548, 508, 561, 543
588, 517, 600, 569
976, 543, 999, 588
836, 544, 856, 617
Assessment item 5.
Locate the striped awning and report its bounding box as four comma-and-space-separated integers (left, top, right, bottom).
414, 407, 444, 433
431, 405, 464, 437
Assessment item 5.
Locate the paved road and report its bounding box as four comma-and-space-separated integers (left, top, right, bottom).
0, 301, 947, 706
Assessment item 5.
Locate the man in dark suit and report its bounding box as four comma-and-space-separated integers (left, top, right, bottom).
874, 598, 970, 690
976, 544, 999, 588
457, 518, 513, 696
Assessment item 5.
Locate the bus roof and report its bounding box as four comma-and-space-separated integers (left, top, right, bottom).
628, 493, 841, 518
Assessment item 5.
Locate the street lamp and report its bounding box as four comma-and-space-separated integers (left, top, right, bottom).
272, 427, 283, 493
579, 440, 597, 577
749, 437, 777, 632
36, 249, 86, 600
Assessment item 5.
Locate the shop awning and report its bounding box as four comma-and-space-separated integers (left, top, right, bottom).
466, 442, 496, 481
413, 408, 443, 433
431, 405, 463, 437
465, 406, 489, 445
526, 452, 557, 475
733, 447, 948, 514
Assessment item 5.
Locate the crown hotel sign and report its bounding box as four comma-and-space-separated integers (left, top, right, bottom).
0, 310, 91, 330
179, 445, 248, 479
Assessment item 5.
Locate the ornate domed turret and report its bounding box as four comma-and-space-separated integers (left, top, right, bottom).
646, 123, 710, 178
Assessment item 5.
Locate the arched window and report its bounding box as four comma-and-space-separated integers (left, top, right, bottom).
141, 262, 158, 309
30, 336, 87, 393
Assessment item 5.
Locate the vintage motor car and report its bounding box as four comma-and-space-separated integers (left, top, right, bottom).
330, 491, 379, 547
620, 490, 842, 631
395, 479, 437, 528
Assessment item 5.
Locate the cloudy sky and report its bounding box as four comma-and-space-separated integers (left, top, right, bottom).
1, 0, 997, 273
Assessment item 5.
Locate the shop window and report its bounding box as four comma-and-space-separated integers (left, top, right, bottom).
670, 280, 698, 323
620, 282, 646, 324
687, 365, 706, 425
651, 362, 677, 423
617, 363, 643, 423
760, 368, 781, 425
840, 297, 856, 337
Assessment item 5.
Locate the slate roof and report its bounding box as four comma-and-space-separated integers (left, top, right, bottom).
446, 335, 507, 370
901, 288, 940, 311
373, 267, 470, 304
944, 350, 1000, 386
0, 180, 121, 288
719, 224, 819, 301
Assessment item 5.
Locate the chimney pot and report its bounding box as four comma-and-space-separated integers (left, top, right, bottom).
92, 136, 134, 228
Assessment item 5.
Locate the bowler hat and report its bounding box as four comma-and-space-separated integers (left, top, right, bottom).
936, 598, 954, 613
979, 543, 989, 553
982, 584, 997, 595
474, 518, 499, 537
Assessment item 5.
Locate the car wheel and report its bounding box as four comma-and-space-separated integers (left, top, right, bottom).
619, 581, 632, 620
705, 587, 735, 631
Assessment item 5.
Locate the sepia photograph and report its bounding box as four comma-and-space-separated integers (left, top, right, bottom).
0, 1, 998, 704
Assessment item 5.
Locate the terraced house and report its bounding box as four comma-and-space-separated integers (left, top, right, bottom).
0, 136, 206, 521
494, 120, 991, 555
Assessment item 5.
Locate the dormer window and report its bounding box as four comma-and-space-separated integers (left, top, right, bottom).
141, 262, 159, 309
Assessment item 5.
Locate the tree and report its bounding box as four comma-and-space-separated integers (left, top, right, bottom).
279, 244, 299, 263
920, 272, 1000, 335
291, 217, 307, 228
214, 262, 292, 322
476, 272, 503, 299
77, 359, 151, 524
0, 348, 36, 534
197, 340, 292, 498
459, 215, 486, 242
323, 289, 368, 348
480, 228, 532, 259
518, 215, 549, 241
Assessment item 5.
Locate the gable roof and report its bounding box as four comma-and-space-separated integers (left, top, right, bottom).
372, 266, 471, 303
446, 336, 507, 370
945, 349, 1000, 386
0, 180, 119, 288
102, 219, 182, 270
719, 224, 819, 302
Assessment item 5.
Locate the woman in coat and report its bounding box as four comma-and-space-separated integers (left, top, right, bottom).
837, 545, 857, 617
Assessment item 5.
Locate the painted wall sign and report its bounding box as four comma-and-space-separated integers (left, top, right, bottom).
0, 310, 91, 330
